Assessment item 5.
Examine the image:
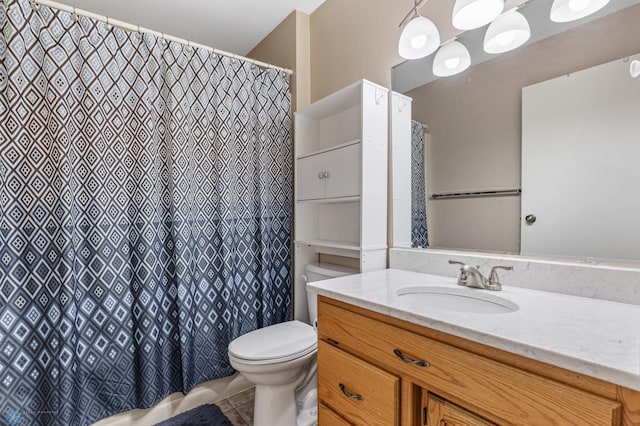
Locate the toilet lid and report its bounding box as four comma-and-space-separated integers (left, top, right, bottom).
228, 320, 317, 363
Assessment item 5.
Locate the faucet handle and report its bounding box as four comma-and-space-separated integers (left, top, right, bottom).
488, 266, 513, 289
449, 260, 469, 286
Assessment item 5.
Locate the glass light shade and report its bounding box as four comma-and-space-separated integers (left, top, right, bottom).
452, 0, 504, 30
399, 16, 441, 60
550, 0, 610, 22
631, 60, 640, 78
433, 41, 471, 77
484, 10, 531, 54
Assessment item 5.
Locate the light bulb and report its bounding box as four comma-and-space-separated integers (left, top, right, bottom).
568, 0, 591, 11
410, 35, 427, 49
444, 57, 461, 69
452, 0, 504, 30
496, 30, 516, 46
484, 10, 530, 54
398, 16, 441, 59
550, 0, 610, 23
631, 60, 640, 78
433, 41, 471, 77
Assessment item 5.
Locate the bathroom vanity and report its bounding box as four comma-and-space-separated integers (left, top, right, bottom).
309, 269, 640, 425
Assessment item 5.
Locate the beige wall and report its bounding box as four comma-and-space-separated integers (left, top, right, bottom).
309, 0, 404, 101
248, 10, 311, 112
408, 5, 640, 253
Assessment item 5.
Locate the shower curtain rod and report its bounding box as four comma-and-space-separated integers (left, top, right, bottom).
412, 119, 428, 129
29, 0, 294, 75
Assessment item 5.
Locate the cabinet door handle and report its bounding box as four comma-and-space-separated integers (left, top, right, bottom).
339, 383, 364, 401
393, 349, 430, 367
323, 171, 330, 178
318, 172, 324, 179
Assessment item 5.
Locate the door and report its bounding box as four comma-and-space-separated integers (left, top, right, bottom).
426, 393, 496, 426
521, 58, 640, 261
324, 143, 361, 199
297, 153, 326, 200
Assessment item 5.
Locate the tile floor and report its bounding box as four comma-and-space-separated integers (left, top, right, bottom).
217, 387, 255, 425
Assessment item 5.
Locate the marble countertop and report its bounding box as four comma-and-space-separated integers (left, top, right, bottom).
307, 268, 640, 391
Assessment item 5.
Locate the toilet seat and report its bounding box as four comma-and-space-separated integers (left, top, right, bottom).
228, 320, 317, 365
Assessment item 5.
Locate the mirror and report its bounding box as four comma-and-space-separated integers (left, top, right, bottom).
391, 0, 640, 263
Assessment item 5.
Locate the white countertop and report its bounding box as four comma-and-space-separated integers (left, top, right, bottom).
307, 268, 640, 391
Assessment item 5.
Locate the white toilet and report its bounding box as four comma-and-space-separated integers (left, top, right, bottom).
228, 262, 358, 426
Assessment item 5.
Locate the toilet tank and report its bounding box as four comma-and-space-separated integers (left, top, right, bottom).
305, 263, 358, 326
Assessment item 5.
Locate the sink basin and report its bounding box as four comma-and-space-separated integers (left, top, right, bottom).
396, 286, 519, 314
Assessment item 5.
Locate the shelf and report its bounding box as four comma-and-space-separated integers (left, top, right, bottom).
296, 139, 361, 160
295, 239, 386, 256
296, 196, 361, 204
295, 239, 360, 251
293, 79, 389, 278
295, 239, 361, 258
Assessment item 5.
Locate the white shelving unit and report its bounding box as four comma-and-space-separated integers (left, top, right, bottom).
293, 80, 389, 322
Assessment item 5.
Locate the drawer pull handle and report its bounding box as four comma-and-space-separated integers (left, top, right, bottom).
394, 349, 430, 367
339, 383, 364, 401
327, 338, 340, 346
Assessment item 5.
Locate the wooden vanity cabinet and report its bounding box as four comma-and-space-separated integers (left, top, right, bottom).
317, 296, 640, 426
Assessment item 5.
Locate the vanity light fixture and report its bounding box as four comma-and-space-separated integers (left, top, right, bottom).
631, 60, 640, 78
550, 0, 610, 22
398, 0, 441, 60
484, 9, 531, 54
433, 40, 471, 77
452, 0, 505, 30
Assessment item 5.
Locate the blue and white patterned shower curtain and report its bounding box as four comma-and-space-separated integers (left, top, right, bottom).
411, 121, 428, 248
0, 1, 292, 425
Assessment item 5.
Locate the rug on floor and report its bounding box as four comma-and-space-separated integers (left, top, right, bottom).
154, 404, 233, 426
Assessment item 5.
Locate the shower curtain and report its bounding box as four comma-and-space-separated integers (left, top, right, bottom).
411, 121, 428, 248
0, 1, 292, 425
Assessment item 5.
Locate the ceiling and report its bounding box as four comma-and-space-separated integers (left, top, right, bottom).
60, 0, 326, 55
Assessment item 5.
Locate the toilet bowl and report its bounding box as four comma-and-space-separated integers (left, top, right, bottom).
227, 262, 357, 426
228, 321, 317, 426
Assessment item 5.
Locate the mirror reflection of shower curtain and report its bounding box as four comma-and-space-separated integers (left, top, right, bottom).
411, 121, 428, 248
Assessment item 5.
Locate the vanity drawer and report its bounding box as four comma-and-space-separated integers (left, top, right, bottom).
318, 300, 621, 426
318, 340, 399, 426
319, 402, 353, 425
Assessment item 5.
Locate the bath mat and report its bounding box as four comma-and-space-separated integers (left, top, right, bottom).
154, 404, 233, 426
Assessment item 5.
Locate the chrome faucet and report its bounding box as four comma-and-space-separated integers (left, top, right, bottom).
448, 260, 512, 291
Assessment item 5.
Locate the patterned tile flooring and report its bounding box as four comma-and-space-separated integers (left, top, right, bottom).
217, 387, 255, 426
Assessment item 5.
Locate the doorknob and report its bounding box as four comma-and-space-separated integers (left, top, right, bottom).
525, 214, 536, 224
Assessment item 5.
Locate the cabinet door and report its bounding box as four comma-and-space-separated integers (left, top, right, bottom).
324, 143, 361, 199
297, 154, 326, 200
427, 393, 496, 426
